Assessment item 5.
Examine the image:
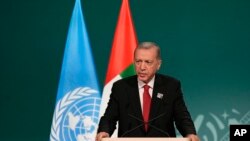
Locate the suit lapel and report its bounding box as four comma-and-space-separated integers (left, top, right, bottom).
127, 76, 144, 123
149, 74, 165, 123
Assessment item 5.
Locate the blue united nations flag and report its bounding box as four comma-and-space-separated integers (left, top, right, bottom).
50, 0, 101, 141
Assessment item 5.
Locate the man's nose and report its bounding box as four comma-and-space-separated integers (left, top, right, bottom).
140, 62, 146, 70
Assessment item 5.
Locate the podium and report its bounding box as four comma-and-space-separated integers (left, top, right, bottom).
102, 138, 190, 141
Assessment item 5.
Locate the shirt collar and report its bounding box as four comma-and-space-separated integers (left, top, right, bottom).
138, 76, 155, 89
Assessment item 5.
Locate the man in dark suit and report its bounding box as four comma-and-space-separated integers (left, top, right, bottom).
96, 42, 199, 141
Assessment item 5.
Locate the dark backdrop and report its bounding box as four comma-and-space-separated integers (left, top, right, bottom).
1, 0, 250, 140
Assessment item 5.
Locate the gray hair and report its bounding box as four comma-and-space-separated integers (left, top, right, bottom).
135, 41, 161, 60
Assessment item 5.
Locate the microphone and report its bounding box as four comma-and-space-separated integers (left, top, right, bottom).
121, 121, 145, 137
126, 113, 170, 137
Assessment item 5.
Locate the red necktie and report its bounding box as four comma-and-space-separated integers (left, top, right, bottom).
143, 85, 151, 131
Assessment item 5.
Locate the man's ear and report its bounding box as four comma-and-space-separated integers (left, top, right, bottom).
157, 60, 162, 70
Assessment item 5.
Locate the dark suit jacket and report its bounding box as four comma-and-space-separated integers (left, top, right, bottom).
98, 73, 197, 137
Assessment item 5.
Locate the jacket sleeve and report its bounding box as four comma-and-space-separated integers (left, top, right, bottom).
173, 81, 197, 136
97, 82, 120, 136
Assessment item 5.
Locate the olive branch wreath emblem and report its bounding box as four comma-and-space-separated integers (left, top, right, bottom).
50, 87, 98, 141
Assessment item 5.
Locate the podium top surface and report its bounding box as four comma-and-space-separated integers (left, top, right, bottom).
101, 138, 190, 141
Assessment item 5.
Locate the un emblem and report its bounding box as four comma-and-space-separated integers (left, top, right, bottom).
50, 87, 101, 141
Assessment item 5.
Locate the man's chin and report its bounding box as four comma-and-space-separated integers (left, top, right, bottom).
138, 77, 148, 83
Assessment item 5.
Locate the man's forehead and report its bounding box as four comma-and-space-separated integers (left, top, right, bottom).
135, 49, 157, 57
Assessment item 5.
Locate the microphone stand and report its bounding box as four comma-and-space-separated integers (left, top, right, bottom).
123, 113, 170, 137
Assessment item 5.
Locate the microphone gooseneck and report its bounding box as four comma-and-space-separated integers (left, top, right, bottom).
121, 122, 145, 137
123, 113, 170, 137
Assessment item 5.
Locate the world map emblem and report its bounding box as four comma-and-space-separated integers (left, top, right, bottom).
50, 87, 101, 141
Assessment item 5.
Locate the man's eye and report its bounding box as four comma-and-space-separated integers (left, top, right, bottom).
135, 60, 141, 64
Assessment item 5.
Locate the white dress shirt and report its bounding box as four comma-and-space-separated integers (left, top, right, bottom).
137, 76, 155, 111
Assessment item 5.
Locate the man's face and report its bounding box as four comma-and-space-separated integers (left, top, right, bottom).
134, 47, 162, 83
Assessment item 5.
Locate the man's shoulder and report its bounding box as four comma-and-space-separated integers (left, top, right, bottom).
156, 73, 180, 83
112, 74, 181, 86
113, 75, 137, 86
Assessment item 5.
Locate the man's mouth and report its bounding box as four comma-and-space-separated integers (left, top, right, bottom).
138, 73, 147, 77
